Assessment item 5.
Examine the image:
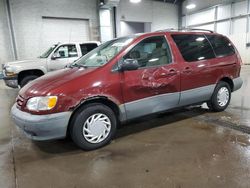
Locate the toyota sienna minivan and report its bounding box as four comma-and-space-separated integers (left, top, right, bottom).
11, 29, 243, 150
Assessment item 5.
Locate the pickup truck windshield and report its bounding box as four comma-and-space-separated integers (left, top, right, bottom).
74, 37, 135, 67
39, 44, 58, 58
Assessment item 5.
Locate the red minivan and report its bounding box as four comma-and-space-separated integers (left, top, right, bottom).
11, 30, 243, 150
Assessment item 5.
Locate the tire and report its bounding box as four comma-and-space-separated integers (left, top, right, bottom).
70, 103, 117, 150
207, 81, 231, 112
20, 75, 39, 87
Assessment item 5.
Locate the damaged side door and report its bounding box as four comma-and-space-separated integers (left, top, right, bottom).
120, 35, 181, 120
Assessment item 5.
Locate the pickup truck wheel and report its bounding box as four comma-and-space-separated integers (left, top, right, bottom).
20, 75, 39, 87
70, 103, 117, 150
207, 81, 231, 112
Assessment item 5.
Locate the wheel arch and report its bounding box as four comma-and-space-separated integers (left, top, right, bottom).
218, 77, 234, 91
18, 69, 45, 85
67, 96, 122, 136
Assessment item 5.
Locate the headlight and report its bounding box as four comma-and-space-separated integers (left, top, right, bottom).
4, 66, 17, 77
5, 66, 14, 72
26, 96, 58, 111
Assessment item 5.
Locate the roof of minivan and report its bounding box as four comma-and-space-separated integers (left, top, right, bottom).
112, 30, 224, 42
132, 31, 224, 41
130, 29, 222, 37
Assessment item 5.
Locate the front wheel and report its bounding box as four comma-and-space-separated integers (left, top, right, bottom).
20, 75, 39, 87
70, 103, 117, 150
207, 81, 231, 112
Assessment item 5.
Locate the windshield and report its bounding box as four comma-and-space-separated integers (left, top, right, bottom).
39, 44, 58, 58
73, 36, 135, 67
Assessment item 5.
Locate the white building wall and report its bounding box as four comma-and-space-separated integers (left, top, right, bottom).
99, 9, 114, 42
0, 0, 13, 66
6, 0, 99, 60
182, 0, 250, 64
0, 0, 178, 64
151, 1, 178, 31
116, 0, 178, 36
217, 4, 231, 20
187, 9, 215, 26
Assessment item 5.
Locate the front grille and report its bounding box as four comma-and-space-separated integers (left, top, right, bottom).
16, 95, 25, 109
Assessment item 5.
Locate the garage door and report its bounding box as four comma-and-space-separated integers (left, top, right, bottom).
39, 17, 90, 54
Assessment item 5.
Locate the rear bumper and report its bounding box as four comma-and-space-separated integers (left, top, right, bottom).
11, 104, 72, 141
233, 77, 243, 92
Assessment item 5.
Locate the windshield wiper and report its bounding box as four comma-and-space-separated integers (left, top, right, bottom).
69, 64, 88, 69
77, 64, 88, 68
69, 64, 77, 68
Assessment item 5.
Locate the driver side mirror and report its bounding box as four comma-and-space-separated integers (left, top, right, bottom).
51, 53, 61, 60
118, 59, 139, 71
51, 54, 57, 60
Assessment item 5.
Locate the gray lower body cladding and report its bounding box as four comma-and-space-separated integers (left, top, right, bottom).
233, 77, 243, 91
121, 77, 243, 121
122, 84, 215, 120
11, 105, 72, 140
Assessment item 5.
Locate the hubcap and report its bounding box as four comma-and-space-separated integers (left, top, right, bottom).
217, 87, 229, 107
83, 113, 111, 144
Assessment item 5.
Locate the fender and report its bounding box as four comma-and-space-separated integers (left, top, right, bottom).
70, 95, 124, 121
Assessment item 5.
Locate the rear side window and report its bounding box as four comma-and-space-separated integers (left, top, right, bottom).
172, 34, 215, 62
206, 35, 235, 57
80, 43, 98, 56
54, 44, 78, 58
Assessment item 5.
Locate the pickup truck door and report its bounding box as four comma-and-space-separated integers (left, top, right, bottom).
120, 35, 180, 120
48, 44, 79, 71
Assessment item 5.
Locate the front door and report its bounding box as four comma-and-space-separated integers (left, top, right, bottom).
120, 35, 181, 120
48, 44, 79, 71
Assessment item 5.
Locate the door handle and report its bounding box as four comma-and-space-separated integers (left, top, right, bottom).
159, 69, 177, 77
166, 69, 177, 76
183, 67, 192, 74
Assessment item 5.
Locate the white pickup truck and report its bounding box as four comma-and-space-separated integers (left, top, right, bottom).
2, 41, 100, 88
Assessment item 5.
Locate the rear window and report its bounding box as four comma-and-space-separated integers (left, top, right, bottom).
172, 34, 215, 62
80, 43, 98, 56
206, 35, 235, 57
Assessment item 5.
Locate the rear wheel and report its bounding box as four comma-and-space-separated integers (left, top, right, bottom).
20, 75, 39, 87
207, 81, 231, 112
70, 103, 117, 150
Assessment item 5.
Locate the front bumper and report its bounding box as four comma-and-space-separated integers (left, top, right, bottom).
233, 77, 243, 92
0, 71, 3, 79
3, 76, 18, 88
11, 104, 72, 141
2, 67, 18, 88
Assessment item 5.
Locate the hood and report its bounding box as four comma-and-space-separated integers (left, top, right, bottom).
4, 58, 45, 67
19, 67, 97, 99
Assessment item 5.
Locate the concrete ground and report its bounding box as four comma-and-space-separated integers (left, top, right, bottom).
0, 66, 250, 188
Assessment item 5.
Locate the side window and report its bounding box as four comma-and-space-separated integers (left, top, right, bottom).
54, 44, 78, 58
123, 36, 172, 68
172, 34, 215, 62
206, 35, 235, 57
80, 43, 98, 56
